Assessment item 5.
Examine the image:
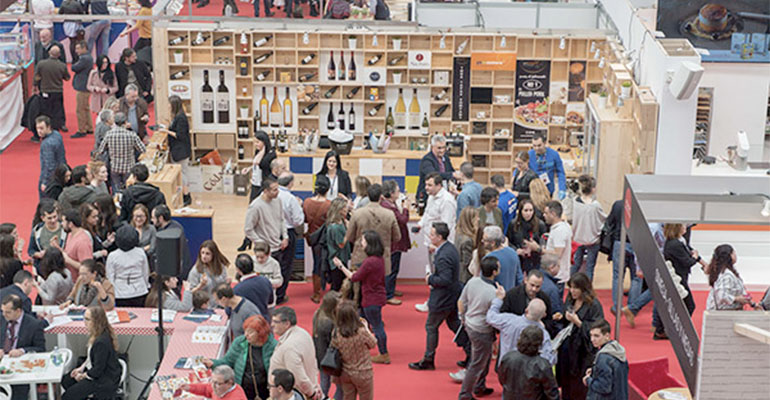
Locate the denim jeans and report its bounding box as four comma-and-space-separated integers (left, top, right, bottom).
385, 251, 402, 299
628, 287, 653, 315
253, 0, 271, 15
611, 240, 641, 311
424, 308, 462, 361
87, 20, 111, 57
110, 170, 129, 193
571, 242, 600, 280
458, 327, 495, 399
362, 305, 388, 355
320, 371, 342, 400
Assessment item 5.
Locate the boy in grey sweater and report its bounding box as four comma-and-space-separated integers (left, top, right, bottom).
244, 178, 288, 253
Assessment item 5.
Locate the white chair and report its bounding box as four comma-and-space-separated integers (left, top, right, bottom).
117, 359, 127, 399
0, 384, 11, 400
59, 348, 73, 370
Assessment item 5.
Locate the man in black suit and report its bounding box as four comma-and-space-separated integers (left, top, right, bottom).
1, 294, 47, 400
409, 222, 467, 371
416, 135, 460, 207
0, 270, 35, 315
500, 269, 559, 337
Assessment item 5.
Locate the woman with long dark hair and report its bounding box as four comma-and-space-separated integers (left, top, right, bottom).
316, 150, 352, 200
455, 207, 478, 283
507, 198, 546, 274
330, 301, 377, 400
663, 223, 707, 317
0, 234, 22, 288
35, 247, 74, 305
144, 274, 204, 311
237, 130, 276, 251
556, 272, 604, 400
80, 203, 111, 264
189, 240, 231, 307
60, 259, 115, 311
336, 231, 390, 364
511, 151, 538, 198
325, 198, 350, 291
87, 55, 118, 114
61, 306, 122, 400
44, 164, 72, 200
166, 95, 193, 206
0, 223, 23, 263
706, 244, 754, 310
93, 193, 120, 252
305, 176, 332, 303
312, 291, 342, 399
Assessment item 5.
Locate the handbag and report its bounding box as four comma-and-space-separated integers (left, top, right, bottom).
320, 330, 342, 376
598, 221, 613, 256
307, 223, 326, 248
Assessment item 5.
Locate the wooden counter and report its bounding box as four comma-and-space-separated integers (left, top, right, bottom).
148, 164, 183, 209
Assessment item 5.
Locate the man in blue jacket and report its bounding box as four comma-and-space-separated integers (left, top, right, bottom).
584, 319, 629, 400
36, 115, 67, 198
528, 132, 566, 199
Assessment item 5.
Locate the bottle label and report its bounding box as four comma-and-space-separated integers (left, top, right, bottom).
201, 95, 214, 111
395, 112, 406, 129
284, 106, 292, 125
270, 112, 282, 125
408, 113, 421, 130
217, 97, 229, 112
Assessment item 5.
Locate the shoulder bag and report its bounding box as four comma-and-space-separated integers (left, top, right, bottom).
320, 330, 342, 377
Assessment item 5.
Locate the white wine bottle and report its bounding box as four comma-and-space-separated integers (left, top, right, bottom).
192, 32, 210, 46
255, 70, 271, 81
283, 87, 293, 128
201, 70, 214, 123
368, 104, 383, 116
434, 88, 448, 101
168, 35, 187, 45
216, 70, 229, 124
385, 107, 395, 135
394, 88, 407, 130
456, 38, 469, 55
254, 34, 272, 48
270, 87, 281, 128
408, 88, 420, 130
421, 113, 429, 135
254, 52, 272, 64
260, 87, 269, 127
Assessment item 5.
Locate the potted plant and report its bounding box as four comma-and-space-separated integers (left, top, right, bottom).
392, 71, 402, 84
173, 50, 184, 64
348, 35, 357, 50
620, 81, 632, 98
239, 104, 250, 119
392, 36, 402, 50
598, 90, 608, 108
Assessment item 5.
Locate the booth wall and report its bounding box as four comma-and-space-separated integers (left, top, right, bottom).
699, 62, 770, 162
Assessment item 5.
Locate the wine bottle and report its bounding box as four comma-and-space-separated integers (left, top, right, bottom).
270, 87, 281, 128
421, 113, 429, 135
385, 107, 395, 135
327, 52, 336, 81
394, 88, 406, 130
270, 131, 277, 148
255, 70, 271, 81
348, 52, 356, 81
408, 89, 421, 130
300, 53, 316, 65
298, 72, 317, 82
346, 87, 360, 99
388, 55, 405, 66
324, 86, 339, 99
434, 88, 448, 101
254, 35, 272, 48
326, 104, 335, 130
338, 51, 346, 81
348, 103, 355, 131
238, 144, 245, 160
201, 70, 214, 124
260, 87, 269, 127
170, 69, 189, 80
337, 102, 345, 130
192, 32, 210, 46
254, 108, 261, 131
213, 36, 230, 46
456, 38, 469, 55
239, 33, 249, 54
283, 87, 293, 128
434, 104, 449, 117
168, 35, 187, 45
302, 102, 319, 115
238, 58, 248, 76
254, 52, 272, 64
279, 130, 288, 152
368, 104, 383, 117
367, 54, 382, 65
216, 70, 229, 124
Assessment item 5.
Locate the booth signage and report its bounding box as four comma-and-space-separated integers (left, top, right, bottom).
452, 57, 471, 122
470, 52, 517, 71
568, 61, 586, 102
514, 60, 550, 143
168, 80, 192, 100
408, 51, 432, 70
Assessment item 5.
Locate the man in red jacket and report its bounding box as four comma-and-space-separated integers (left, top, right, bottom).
181, 365, 246, 400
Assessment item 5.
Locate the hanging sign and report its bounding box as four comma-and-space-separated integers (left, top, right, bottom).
514, 60, 551, 143
452, 57, 471, 122
471, 52, 517, 71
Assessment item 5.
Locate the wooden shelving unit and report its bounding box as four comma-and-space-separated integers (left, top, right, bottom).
154, 26, 606, 183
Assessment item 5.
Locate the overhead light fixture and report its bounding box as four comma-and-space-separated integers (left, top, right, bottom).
559, 36, 566, 50
500, 36, 506, 48
439, 34, 446, 49
590, 41, 596, 53
598, 57, 605, 68
302, 32, 309, 45
594, 49, 601, 59
762, 199, 770, 217
372, 33, 378, 47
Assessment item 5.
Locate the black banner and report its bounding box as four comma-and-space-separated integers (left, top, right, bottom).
622, 181, 700, 393
452, 57, 471, 122
514, 60, 550, 143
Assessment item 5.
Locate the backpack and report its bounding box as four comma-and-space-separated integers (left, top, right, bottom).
326, 0, 350, 19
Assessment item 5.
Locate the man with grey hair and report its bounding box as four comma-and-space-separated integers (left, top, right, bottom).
92, 109, 113, 161
276, 172, 304, 301
416, 134, 461, 207
482, 225, 523, 291
182, 364, 247, 399
271, 158, 287, 179
455, 161, 482, 220
118, 83, 150, 140
97, 111, 146, 191
487, 283, 556, 366
539, 253, 564, 319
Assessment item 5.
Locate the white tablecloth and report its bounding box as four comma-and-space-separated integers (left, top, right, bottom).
0, 73, 25, 151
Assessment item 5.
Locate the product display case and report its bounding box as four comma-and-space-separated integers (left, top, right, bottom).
0, 30, 31, 86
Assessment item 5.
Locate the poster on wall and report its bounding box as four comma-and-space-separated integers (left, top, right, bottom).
191, 66, 236, 133
657, 0, 770, 62
408, 51, 432, 70
470, 52, 517, 71
514, 60, 550, 144
568, 61, 586, 102
550, 81, 568, 105
452, 57, 471, 122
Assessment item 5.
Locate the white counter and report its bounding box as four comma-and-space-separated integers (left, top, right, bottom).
691, 159, 770, 177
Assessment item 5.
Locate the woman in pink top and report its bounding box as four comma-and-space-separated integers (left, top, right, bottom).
87, 55, 118, 114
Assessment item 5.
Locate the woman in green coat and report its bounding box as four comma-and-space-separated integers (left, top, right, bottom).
203, 315, 277, 400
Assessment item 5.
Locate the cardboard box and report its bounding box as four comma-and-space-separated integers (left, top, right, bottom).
201, 165, 223, 193
222, 173, 234, 194
234, 173, 250, 196
188, 165, 204, 192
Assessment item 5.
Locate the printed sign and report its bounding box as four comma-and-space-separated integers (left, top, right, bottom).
568, 61, 586, 102
514, 60, 550, 143
470, 52, 517, 71
452, 57, 471, 122
168, 80, 191, 100
408, 51, 432, 70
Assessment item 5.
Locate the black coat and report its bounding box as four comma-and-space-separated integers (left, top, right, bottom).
511, 168, 538, 198
0, 285, 32, 315
507, 217, 547, 273
0, 312, 46, 354
416, 151, 455, 200
427, 241, 462, 313
500, 283, 557, 337
84, 332, 122, 397
556, 297, 604, 400
119, 183, 166, 222
115, 61, 152, 98
664, 238, 698, 292
33, 41, 66, 66
168, 113, 192, 162
22, 93, 44, 136
499, 351, 560, 400
315, 169, 352, 199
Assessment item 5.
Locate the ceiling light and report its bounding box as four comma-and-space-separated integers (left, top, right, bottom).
590, 41, 596, 53
302, 32, 309, 45
500, 36, 506, 48
439, 34, 446, 49
594, 48, 601, 59
372, 33, 378, 47
559, 36, 566, 50
598, 57, 605, 68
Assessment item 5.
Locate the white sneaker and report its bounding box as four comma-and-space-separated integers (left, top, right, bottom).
415, 301, 429, 313
449, 369, 466, 383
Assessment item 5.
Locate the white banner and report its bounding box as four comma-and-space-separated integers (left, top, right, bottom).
0, 74, 25, 151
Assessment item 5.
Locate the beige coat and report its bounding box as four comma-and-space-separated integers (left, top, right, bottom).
269, 325, 320, 398
87, 69, 119, 113
345, 202, 401, 275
